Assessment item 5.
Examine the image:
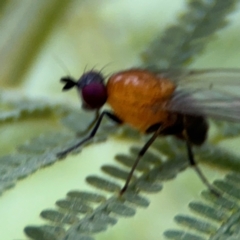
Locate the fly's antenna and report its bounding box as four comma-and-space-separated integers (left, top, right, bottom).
83, 64, 89, 75
53, 55, 77, 91
60, 77, 77, 91
53, 55, 71, 77
89, 64, 98, 73
98, 62, 115, 80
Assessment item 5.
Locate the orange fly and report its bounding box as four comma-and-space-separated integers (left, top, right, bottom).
58, 68, 240, 195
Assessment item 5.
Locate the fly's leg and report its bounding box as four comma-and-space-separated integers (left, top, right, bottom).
120, 125, 164, 195
77, 110, 100, 136
185, 140, 220, 197
57, 111, 122, 158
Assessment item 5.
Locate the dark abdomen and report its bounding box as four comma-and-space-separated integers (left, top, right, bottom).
146, 114, 208, 146
184, 115, 208, 145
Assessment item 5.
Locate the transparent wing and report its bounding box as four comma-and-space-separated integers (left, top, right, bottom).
158, 69, 240, 121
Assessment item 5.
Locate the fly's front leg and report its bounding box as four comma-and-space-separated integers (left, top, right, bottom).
57, 111, 122, 158
77, 110, 100, 136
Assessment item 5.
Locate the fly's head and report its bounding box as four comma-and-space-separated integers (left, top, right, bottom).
60, 70, 108, 111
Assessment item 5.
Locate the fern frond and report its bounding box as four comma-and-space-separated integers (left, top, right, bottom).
0, 121, 108, 195
164, 172, 240, 240
195, 144, 240, 172
142, 0, 237, 68
214, 121, 240, 139
23, 132, 240, 240
0, 91, 65, 123
23, 137, 189, 240
0, 94, 115, 195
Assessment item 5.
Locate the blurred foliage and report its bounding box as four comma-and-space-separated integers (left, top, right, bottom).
0, 1, 72, 86
142, 0, 237, 68
0, 0, 240, 240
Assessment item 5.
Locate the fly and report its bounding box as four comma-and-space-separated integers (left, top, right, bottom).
57, 68, 240, 195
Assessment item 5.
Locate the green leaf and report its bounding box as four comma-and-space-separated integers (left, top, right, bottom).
86, 176, 121, 192
122, 192, 150, 208
107, 201, 136, 217
67, 191, 106, 203
164, 230, 206, 240
24, 225, 66, 240
174, 215, 217, 234
40, 209, 79, 224
189, 202, 228, 222
56, 199, 93, 214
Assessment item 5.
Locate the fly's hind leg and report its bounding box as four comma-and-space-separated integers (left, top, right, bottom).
185, 140, 220, 197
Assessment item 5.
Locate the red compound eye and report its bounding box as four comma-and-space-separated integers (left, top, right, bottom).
81, 82, 107, 109
76, 70, 107, 110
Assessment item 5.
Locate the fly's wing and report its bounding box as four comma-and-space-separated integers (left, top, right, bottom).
158, 69, 240, 121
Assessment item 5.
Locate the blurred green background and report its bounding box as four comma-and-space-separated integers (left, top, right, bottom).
0, 0, 240, 239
